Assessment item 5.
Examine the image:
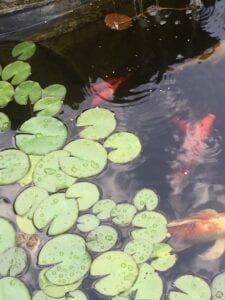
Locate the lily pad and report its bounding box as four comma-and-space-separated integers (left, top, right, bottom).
12, 41, 36, 60
2, 61, 31, 85
0, 246, 27, 276
169, 275, 211, 300
0, 277, 31, 300
33, 151, 76, 193
0, 149, 30, 185
77, 214, 100, 232
124, 239, 153, 264
151, 243, 177, 272
33, 290, 66, 300
61, 139, 107, 178
111, 203, 137, 225
16, 215, 36, 234
133, 188, 159, 211
211, 272, 225, 300
104, 132, 141, 163
0, 218, 16, 253
16, 116, 68, 155
0, 112, 10, 132
92, 199, 116, 220
77, 107, 116, 140
69, 290, 88, 300
66, 182, 100, 210
34, 97, 62, 116
91, 251, 138, 296
15, 81, 42, 105
38, 234, 92, 285
0, 81, 14, 107
42, 84, 67, 101
131, 211, 167, 243
86, 225, 118, 252
19, 155, 42, 186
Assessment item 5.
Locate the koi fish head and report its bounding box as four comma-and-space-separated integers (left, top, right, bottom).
197, 113, 215, 138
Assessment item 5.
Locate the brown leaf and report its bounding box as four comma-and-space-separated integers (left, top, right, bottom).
104, 13, 133, 31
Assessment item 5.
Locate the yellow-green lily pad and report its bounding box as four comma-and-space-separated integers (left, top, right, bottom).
124, 239, 153, 264
0, 277, 31, 300
92, 199, 116, 220
211, 272, 225, 300
2, 61, 31, 85
0, 112, 10, 132
34, 97, 62, 116
77, 214, 100, 232
32, 290, 66, 300
151, 243, 177, 272
42, 84, 67, 101
15, 81, 42, 105
69, 290, 88, 300
12, 41, 36, 61
111, 203, 137, 225
0, 81, 14, 108
0, 246, 27, 276
18, 155, 42, 186
0, 218, 16, 254
16, 215, 36, 234
133, 188, 159, 211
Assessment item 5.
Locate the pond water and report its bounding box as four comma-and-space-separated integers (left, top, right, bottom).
1, 0, 225, 298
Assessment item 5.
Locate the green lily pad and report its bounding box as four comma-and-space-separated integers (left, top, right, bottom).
124, 239, 153, 264
0, 277, 31, 300
0, 112, 10, 132
16, 116, 68, 155
92, 199, 116, 220
211, 272, 225, 300
131, 211, 167, 243
151, 243, 177, 272
111, 203, 137, 225
61, 139, 107, 178
19, 155, 42, 186
169, 275, 211, 300
0, 218, 16, 253
42, 84, 67, 101
91, 251, 138, 296
33, 193, 78, 235
12, 41, 36, 60
33, 290, 66, 300
104, 132, 141, 163
2, 61, 31, 85
66, 182, 100, 210
0, 81, 14, 107
77, 107, 116, 140
38, 234, 92, 285
0, 149, 30, 185
33, 151, 76, 193
112, 297, 130, 300
34, 97, 62, 116
77, 214, 100, 232
16, 215, 36, 234
38, 268, 81, 298
133, 188, 159, 211
14, 186, 48, 219
15, 81, 42, 105
0, 65, 2, 76
69, 290, 88, 300
0, 246, 27, 276
86, 225, 118, 252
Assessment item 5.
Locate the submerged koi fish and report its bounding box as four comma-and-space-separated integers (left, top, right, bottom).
87, 77, 127, 106
169, 114, 215, 195
167, 209, 225, 260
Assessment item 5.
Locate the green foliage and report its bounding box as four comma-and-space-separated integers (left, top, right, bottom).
0, 81, 14, 107
15, 81, 42, 105
12, 41, 36, 61
2, 61, 31, 85
0, 277, 31, 300
0, 112, 10, 132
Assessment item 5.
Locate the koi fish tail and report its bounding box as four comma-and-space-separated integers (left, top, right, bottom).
198, 238, 225, 260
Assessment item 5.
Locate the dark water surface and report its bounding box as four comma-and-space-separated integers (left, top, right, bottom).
1, 0, 225, 298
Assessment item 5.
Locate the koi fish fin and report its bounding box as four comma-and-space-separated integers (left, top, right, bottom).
167, 234, 192, 252
190, 209, 218, 219
198, 238, 225, 260
173, 117, 189, 133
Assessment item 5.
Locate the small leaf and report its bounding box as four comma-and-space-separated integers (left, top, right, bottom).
104, 13, 133, 31
16, 215, 36, 234
0, 246, 27, 276
0, 218, 16, 254
104, 132, 141, 163
0, 277, 31, 300
2, 61, 31, 85
111, 203, 137, 225
211, 272, 225, 300
12, 41, 36, 60
15, 81, 42, 105
124, 239, 153, 264
133, 188, 159, 211
86, 225, 118, 252
42, 84, 67, 101
0, 112, 10, 132
34, 97, 62, 116
69, 290, 88, 300
77, 107, 116, 140
77, 214, 100, 232
18, 155, 42, 186
33, 290, 66, 300
92, 199, 116, 220
0, 81, 14, 108
151, 243, 177, 272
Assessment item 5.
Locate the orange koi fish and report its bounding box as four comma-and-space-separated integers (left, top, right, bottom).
87, 77, 127, 106
169, 114, 215, 195
167, 209, 225, 260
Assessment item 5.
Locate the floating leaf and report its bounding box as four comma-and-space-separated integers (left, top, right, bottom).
91, 251, 138, 296
33, 193, 78, 235
33, 290, 66, 300
151, 243, 177, 271
2, 61, 31, 85
133, 188, 159, 211
0, 81, 14, 107
104, 13, 133, 31
77, 107, 116, 140
0, 65, 2, 76
104, 132, 141, 163
77, 214, 100, 232
0, 112, 10, 132
124, 239, 153, 264
38, 234, 91, 285
66, 182, 100, 210
211, 272, 225, 300
12, 41, 36, 60
33, 151, 76, 193
92, 199, 116, 220
0, 277, 31, 300
19, 155, 42, 186
0, 218, 16, 253
0, 149, 30, 185
86, 225, 118, 252
69, 290, 88, 300
34, 97, 62, 116
169, 275, 211, 300
0, 246, 27, 276
112, 297, 130, 300
42, 84, 67, 101
111, 203, 137, 225
16, 215, 36, 234
16, 116, 68, 155
131, 211, 167, 243
61, 139, 107, 178
14, 81, 42, 105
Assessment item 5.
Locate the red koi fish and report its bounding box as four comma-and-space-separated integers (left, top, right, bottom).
167, 209, 225, 260
169, 113, 215, 195
87, 77, 127, 106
